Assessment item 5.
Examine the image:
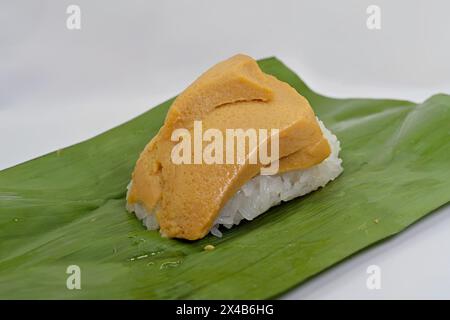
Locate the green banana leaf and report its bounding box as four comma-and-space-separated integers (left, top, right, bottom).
0, 57, 449, 299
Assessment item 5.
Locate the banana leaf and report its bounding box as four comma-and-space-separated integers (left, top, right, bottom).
0, 57, 449, 299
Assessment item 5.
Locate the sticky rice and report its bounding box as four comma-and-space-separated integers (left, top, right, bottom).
126, 118, 343, 237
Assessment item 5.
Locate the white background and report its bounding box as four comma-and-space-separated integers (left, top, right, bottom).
1, 0, 449, 299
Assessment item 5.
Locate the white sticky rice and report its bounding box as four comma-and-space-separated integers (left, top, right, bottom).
126, 118, 343, 237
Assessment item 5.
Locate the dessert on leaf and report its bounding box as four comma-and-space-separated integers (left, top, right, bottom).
126, 54, 343, 240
